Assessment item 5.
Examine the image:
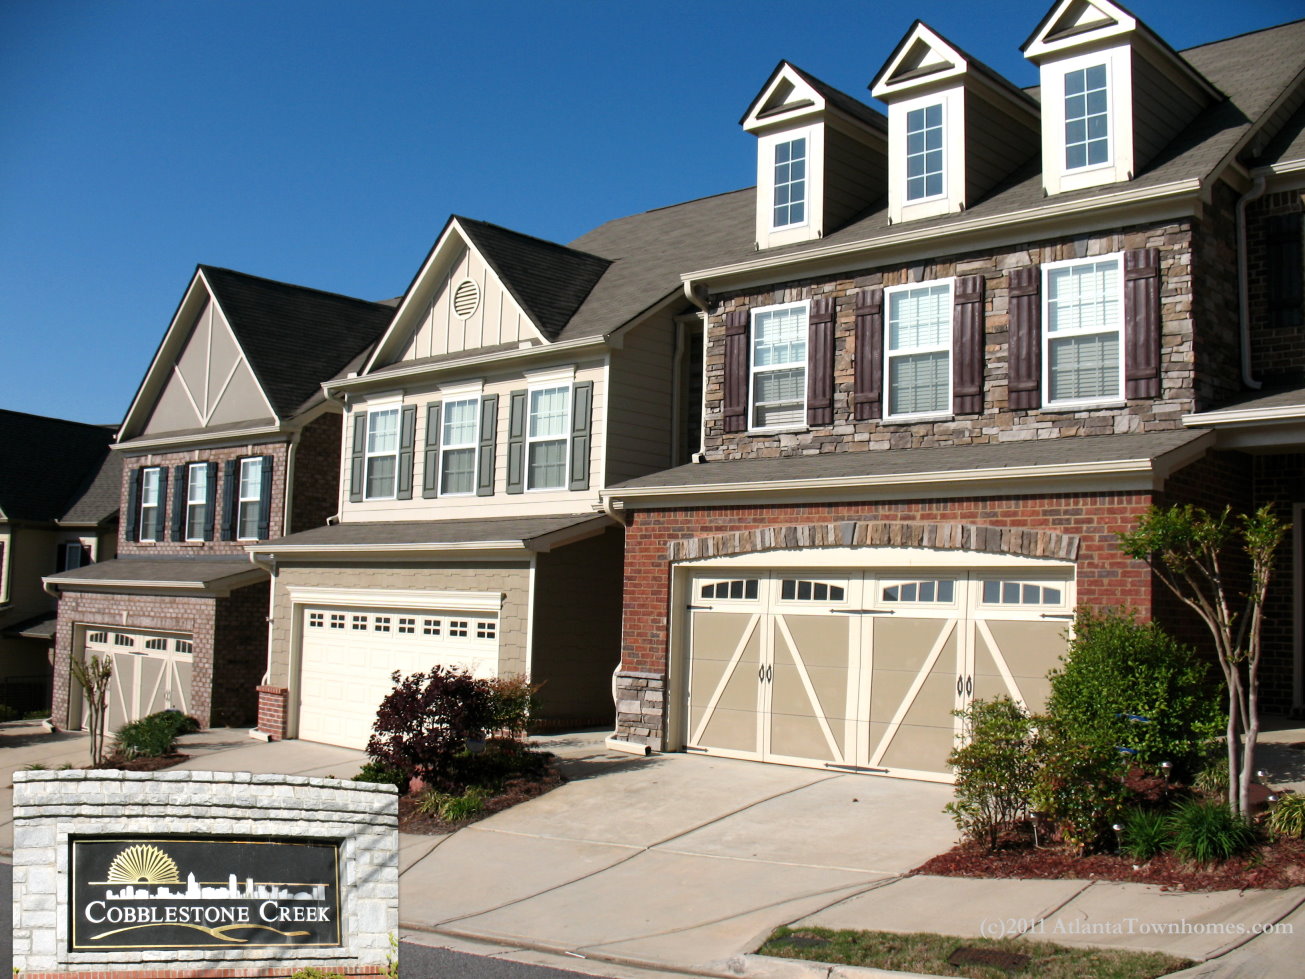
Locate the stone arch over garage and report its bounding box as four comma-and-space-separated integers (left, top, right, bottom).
667, 521, 1081, 563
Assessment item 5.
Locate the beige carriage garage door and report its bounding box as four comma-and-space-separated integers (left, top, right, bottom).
686, 570, 1070, 781
83, 628, 193, 732
297, 606, 500, 749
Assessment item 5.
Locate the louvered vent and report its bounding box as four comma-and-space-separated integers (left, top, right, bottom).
452, 279, 481, 319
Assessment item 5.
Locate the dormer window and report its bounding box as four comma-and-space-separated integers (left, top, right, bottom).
1064, 64, 1109, 170
772, 138, 807, 228
905, 104, 944, 201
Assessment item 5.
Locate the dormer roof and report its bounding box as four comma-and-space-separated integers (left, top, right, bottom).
872, 21, 1038, 113
741, 61, 886, 133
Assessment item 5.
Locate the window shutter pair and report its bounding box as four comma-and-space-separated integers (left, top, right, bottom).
505, 383, 593, 494
421, 396, 499, 499
1266, 213, 1303, 329
347, 407, 418, 501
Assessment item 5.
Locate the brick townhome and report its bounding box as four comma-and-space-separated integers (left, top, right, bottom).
45, 266, 391, 730
595, 2, 1305, 780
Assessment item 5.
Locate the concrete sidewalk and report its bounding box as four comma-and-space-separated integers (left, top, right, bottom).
6, 720, 1305, 978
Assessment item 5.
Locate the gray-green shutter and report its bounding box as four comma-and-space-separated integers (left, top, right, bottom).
476, 394, 498, 497
255, 455, 274, 539
423, 403, 442, 499
568, 381, 593, 491
506, 389, 527, 494
396, 405, 417, 500
202, 461, 217, 541
220, 459, 238, 541
348, 412, 367, 503
170, 464, 187, 541
153, 468, 168, 542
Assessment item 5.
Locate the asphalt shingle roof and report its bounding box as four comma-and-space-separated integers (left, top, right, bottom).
200, 266, 395, 419
0, 411, 115, 523
260, 513, 612, 549
60, 450, 123, 525
45, 556, 261, 587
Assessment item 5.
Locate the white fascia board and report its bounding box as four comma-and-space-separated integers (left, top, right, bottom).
326, 335, 608, 397
41, 570, 267, 596
113, 423, 289, 453
1184, 405, 1305, 427
1183, 406, 1305, 450
285, 585, 503, 612
682, 178, 1201, 291
245, 540, 536, 561
1257, 158, 1305, 191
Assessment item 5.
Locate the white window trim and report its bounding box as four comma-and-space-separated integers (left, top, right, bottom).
139, 467, 163, 542
439, 394, 480, 497
61, 540, 85, 570
236, 456, 264, 542
184, 462, 208, 542
363, 405, 401, 502
883, 279, 954, 422
1039, 44, 1133, 195
747, 300, 809, 433
1041, 252, 1125, 409
525, 382, 572, 492
770, 135, 809, 231
755, 125, 822, 249
903, 100, 947, 206
1062, 61, 1113, 175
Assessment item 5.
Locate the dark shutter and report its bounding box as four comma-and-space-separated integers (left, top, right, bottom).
422, 403, 442, 499
476, 394, 498, 497
505, 389, 527, 494
154, 468, 168, 541
55, 543, 68, 573
79, 542, 92, 566
396, 405, 417, 500
124, 468, 141, 542
255, 455, 274, 539
220, 459, 238, 541
952, 275, 985, 415
1007, 267, 1041, 410
202, 461, 217, 541
853, 288, 883, 420
170, 465, 187, 541
807, 298, 835, 426
1267, 213, 1303, 328
348, 412, 367, 503
569, 381, 594, 491
723, 309, 749, 433
1124, 247, 1161, 400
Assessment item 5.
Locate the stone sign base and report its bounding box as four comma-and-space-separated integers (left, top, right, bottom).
12, 770, 398, 976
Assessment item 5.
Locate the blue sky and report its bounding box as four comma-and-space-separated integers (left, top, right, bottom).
2, 0, 1298, 425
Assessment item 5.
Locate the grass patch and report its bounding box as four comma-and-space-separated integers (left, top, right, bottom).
759, 926, 1192, 979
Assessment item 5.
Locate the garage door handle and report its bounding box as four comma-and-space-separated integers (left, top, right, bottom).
830, 609, 894, 615
758, 665, 765, 681
1040, 613, 1073, 619
966, 675, 973, 697
956, 676, 963, 696
766, 665, 773, 683
687, 605, 711, 611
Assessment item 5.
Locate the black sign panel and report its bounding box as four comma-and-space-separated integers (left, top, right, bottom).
69, 837, 341, 949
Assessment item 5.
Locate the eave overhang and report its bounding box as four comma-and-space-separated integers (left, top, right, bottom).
42, 568, 266, 598
1183, 405, 1305, 451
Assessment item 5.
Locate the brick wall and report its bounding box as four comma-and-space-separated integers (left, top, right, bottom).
1246, 188, 1305, 384
291, 412, 344, 534
1190, 181, 1246, 409
118, 439, 291, 555
1252, 453, 1305, 713
703, 221, 1197, 460
256, 684, 289, 739
211, 582, 271, 726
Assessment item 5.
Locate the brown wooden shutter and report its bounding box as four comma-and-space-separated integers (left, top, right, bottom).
1124, 247, 1161, 399
853, 287, 883, 420
952, 275, 985, 415
1007, 267, 1041, 411
806, 297, 835, 426
722, 309, 749, 433
1267, 213, 1303, 328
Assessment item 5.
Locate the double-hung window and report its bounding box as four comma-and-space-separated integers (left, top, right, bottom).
886, 282, 952, 418
138, 467, 163, 542
750, 302, 807, 429
772, 137, 807, 229
527, 386, 570, 490
905, 103, 944, 201
236, 457, 265, 540
364, 407, 400, 500
1064, 64, 1109, 170
185, 463, 209, 541
1043, 255, 1122, 405
440, 397, 479, 496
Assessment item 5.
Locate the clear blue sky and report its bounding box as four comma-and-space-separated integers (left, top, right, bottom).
2, 0, 1298, 425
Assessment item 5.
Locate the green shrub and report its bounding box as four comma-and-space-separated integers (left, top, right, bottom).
1031, 727, 1129, 852
414, 785, 488, 822
1193, 754, 1230, 799
944, 697, 1040, 849
484, 674, 539, 737
113, 710, 199, 759
1267, 794, 1305, 839
1122, 807, 1170, 861
354, 759, 406, 791
0, 704, 18, 722
1166, 799, 1257, 863
367, 667, 494, 790
1046, 610, 1224, 778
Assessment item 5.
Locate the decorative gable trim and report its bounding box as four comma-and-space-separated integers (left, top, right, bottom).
870, 22, 966, 100
1022, 0, 1135, 59
741, 63, 827, 132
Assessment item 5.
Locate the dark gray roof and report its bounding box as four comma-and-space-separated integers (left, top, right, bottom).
1197, 384, 1305, 414
611, 430, 1209, 492
2, 611, 56, 640
200, 266, 394, 419
785, 63, 887, 133
0, 410, 115, 523
1257, 100, 1305, 168
45, 556, 262, 588
367, 341, 525, 379
60, 450, 122, 525
456, 219, 611, 341
259, 513, 613, 550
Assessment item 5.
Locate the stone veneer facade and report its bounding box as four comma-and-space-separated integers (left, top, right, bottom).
11, 769, 397, 976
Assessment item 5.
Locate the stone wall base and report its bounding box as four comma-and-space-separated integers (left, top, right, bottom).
613, 670, 666, 748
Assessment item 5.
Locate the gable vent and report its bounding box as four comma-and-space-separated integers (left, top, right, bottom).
452, 278, 481, 319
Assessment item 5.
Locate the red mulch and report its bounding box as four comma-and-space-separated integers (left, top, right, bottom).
88, 752, 189, 772
914, 834, 1305, 891
398, 764, 565, 835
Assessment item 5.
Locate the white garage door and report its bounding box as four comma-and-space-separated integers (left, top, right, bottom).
83, 628, 193, 732
685, 569, 1071, 781
298, 606, 500, 749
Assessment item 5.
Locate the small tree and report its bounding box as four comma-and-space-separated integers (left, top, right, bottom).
945, 697, 1040, 849
1119, 504, 1285, 817
71, 653, 113, 766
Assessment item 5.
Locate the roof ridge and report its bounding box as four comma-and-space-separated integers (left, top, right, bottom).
0, 407, 118, 431
453, 216, 611, 264
1178, 15, 1305, 55
198, 264, 394, 310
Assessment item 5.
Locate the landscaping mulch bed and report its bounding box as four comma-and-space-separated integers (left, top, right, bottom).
397, 760, 565, 835
915, 834, 1305, 891
88, 752, 190, 772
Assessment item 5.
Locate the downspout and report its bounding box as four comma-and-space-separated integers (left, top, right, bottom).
248, 549, 278, 737
682, 279, 711, 462
1236, 173, 1268, 391
281, 428, 301, 536
323, 386, 349, 526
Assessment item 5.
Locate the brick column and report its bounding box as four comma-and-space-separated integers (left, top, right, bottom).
256, 684, 289, 740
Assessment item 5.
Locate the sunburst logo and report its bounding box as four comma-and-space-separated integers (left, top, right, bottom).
105, 844, 181, 885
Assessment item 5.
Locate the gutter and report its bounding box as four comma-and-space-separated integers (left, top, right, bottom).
114, 424, 286, 453
1236, 173, 1268, 391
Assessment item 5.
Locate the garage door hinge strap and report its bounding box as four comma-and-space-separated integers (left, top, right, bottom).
686, 605, 711, 611
830, 609, 895, 615
824, 763, 890, 773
